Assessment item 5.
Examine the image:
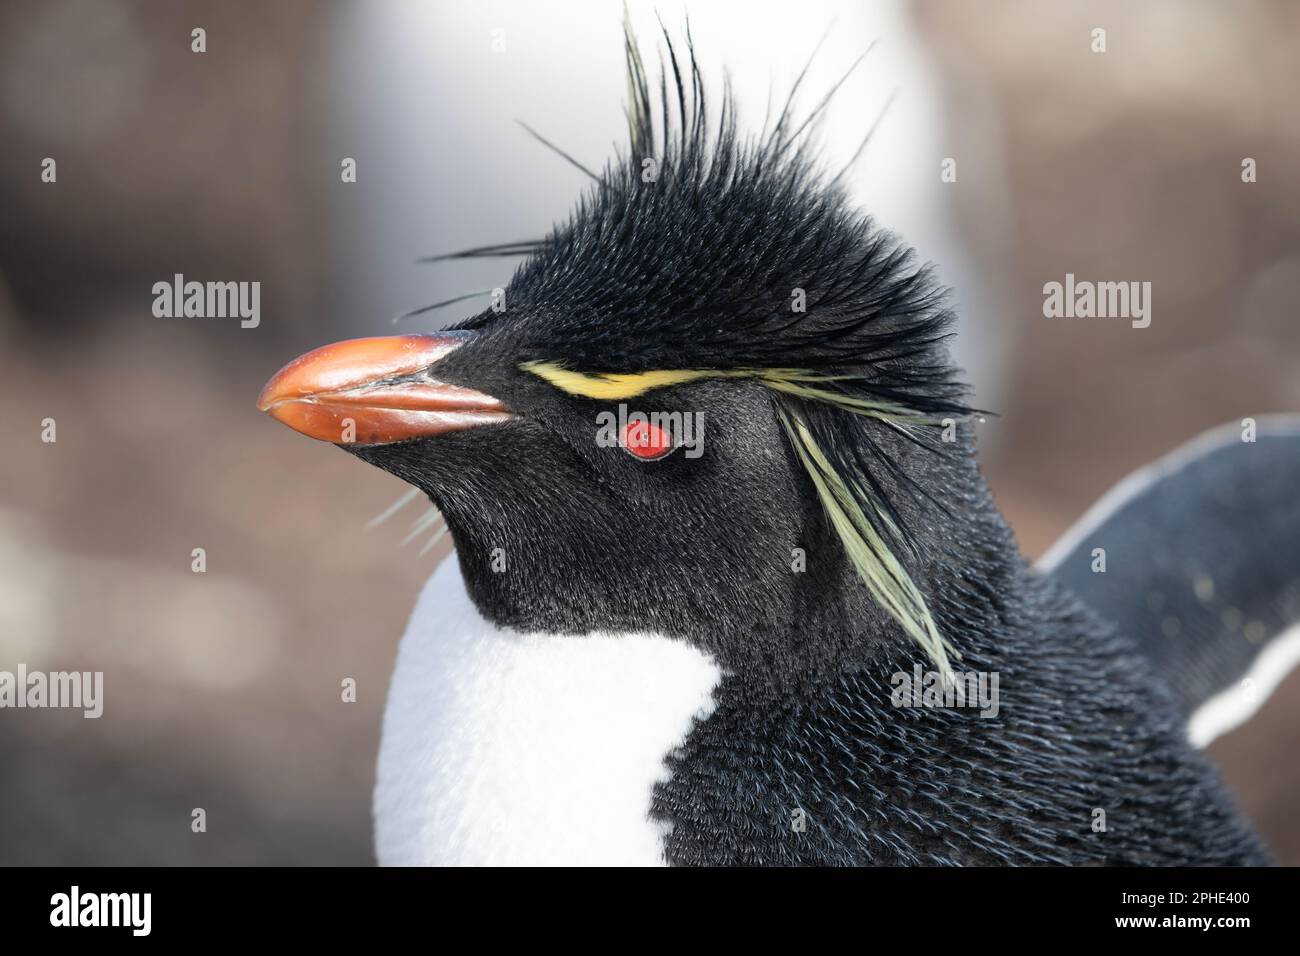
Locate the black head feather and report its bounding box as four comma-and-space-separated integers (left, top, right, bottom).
440, 25, 974, 668
358, 23, 982, 679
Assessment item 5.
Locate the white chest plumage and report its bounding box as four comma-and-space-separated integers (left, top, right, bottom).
373, 559, 722, 866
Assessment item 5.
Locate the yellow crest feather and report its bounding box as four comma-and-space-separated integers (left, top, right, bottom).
521, 361, 748, 400
523, 362, 941, 428
778, 407, 957, 677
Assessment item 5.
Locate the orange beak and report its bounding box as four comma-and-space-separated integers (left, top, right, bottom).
256, 333, 510, 445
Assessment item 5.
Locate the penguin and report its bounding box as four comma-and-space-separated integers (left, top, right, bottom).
257, 30, 1298, 865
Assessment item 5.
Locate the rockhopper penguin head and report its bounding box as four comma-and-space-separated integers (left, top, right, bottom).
258, 31, 983, 691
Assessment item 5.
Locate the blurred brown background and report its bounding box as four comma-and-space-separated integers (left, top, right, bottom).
0, 0, 1296, 864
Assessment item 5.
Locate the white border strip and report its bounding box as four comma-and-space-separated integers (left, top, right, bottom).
1188, 621, 1300, 746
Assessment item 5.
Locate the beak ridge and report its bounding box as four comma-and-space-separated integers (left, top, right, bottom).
257, 333, 509, 445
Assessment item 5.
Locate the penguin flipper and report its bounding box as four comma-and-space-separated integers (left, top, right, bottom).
1037, 416, 1300, 746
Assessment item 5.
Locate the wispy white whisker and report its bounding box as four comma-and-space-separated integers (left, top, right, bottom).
401, 506, 445, 546
418, 522, 450, 556
366, 487, 421, 529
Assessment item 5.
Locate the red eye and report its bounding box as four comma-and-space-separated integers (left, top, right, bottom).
621, 419, 673, 460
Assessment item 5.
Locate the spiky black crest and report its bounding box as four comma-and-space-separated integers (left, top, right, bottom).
460, 23, 966, 414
